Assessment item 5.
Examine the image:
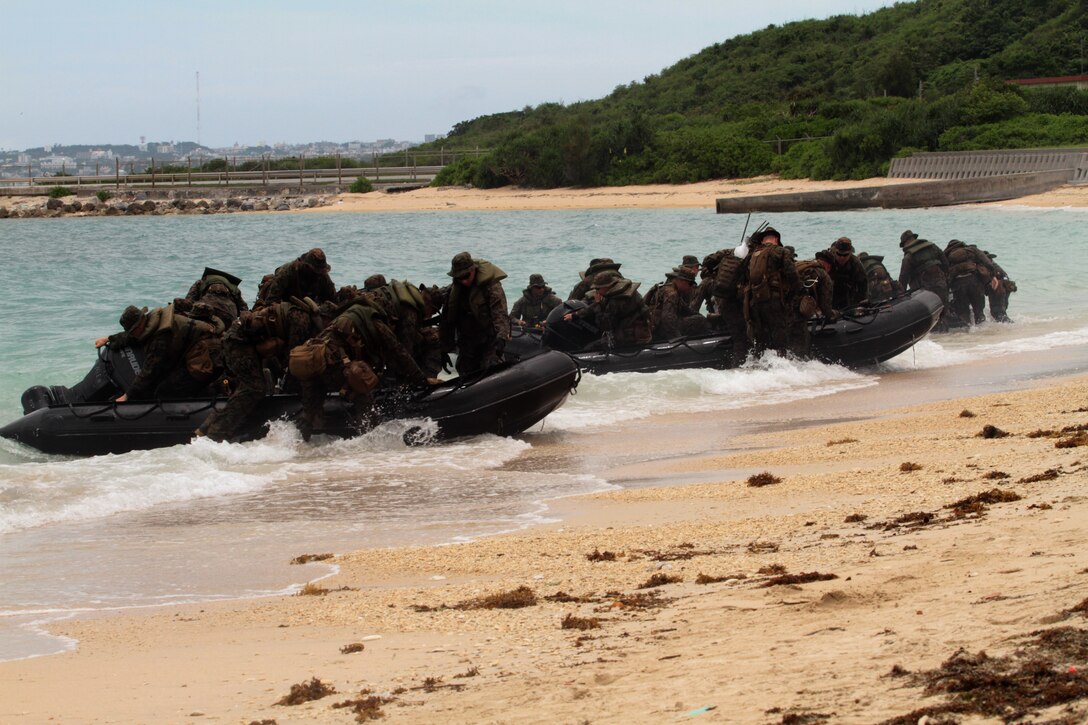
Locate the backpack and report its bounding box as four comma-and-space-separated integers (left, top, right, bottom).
713, 250, 742, 300
746, 247, 780, 304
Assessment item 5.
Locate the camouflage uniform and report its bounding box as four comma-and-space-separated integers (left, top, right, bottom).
366, 280, 444, 378
572, 271, 652, 349
945, 239, 996, 325
978, 249, 1015, 323
647, 268, 709, 340
740, 231, 806, 357
858, 252, 901, 304
198, 301, 324, 442
511, 274, 562, 328
795, 259, 836, 320
568, 258, 621, 302
257, 248, 337, 306
709, 248, 750, 360
111, 304, 224, 401
898, 230, 950, 330
297, 300, 427, 440
178, 268, 249, 327
826, 238, 869, 311
439, 252, 511, 376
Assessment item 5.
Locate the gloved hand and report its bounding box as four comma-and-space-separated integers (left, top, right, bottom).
441, 352, 453, 374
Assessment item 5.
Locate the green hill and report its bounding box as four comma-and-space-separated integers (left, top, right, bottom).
419, 0, 1088, 187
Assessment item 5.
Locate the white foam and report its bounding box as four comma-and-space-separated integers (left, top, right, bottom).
881, 323, 1088, 371
0, 418, 533, 535
544, 353, 876, 431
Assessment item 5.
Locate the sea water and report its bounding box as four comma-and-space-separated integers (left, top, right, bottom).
1, 204, 1086, 660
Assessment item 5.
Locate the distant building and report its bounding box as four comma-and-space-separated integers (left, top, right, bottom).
424, 134, 438, 143
1007, 74, 1088, 90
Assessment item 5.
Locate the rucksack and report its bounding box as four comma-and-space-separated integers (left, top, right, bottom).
712, 250, 742, 299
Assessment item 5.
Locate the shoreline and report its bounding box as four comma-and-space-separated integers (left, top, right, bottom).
4, 176, 1088, 218
4, 371, 1088, 723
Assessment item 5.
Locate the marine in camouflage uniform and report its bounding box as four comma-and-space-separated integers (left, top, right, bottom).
796, 252, 836, 321
295, 298, 430, 441
257, 248, 337, 306
977, 248, 1015, 323
826, 237, 869, 311
898, 230, 951, 331
365, 279, 444, 378
177, 268, 249, 327
566, 270, 652, 350
107, 304, 225, 401
197, 300, 327, 442
691, 250, 726, 317
568, 258, 621, 302
511, 274, 562, 328
740, 227, 807, 357
439, 252, 511, 376
858, 252, 901, 304
647, 266, 709, 340
945, 239, 997, 325
709, 245, 750, 360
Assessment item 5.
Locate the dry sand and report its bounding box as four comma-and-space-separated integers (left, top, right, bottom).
299, 176, 1088, 214
4, 374, 1088, 723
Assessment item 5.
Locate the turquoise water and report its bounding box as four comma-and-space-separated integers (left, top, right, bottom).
1, 205, 1085, 421
0, 204, 1086, 660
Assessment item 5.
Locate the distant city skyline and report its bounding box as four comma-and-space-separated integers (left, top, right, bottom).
2, 0, 894, 151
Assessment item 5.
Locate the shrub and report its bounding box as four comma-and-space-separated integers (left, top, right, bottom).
48, 186, 74, 198
95, 190, 112, 202
348, 175, 373, 193
431, 157, 480, 187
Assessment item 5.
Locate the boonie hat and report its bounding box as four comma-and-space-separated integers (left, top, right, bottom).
300, 247, 330, 272
666, 266, 697, 284
591, 270, 623, 289
528, 273, 547, 287
832, 237, 855, 255
900, 230, 918, 244
364, 274, 387, 290
681, 255, 699, 268
447, 251, 476, 279
119, 305, 147, 331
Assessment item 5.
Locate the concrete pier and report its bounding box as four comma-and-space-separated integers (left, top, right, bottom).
717, 148, 1088, 213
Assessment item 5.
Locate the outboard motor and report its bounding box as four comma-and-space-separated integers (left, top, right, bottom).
21, 386, 56, 414
542, 300, 601, 352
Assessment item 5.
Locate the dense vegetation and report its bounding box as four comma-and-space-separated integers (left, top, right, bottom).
423, 0, 1088, 188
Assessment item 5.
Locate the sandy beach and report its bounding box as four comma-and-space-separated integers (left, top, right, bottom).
4, 367, 1088, 723
3, 178, 1088, 724
299, 176, 1088, 214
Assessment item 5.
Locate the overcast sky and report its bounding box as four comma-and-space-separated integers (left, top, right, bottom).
2, 0, 895, 150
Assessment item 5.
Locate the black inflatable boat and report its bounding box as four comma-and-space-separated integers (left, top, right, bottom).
1, 347, 579, 457
506, 289, 943, 375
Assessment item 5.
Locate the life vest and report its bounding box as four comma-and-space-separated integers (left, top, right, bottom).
445, 260, 507, 334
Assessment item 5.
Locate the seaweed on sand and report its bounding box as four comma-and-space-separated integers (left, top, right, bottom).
760, 571, 838, 587
456, 585, 537, 610
639, 573, 682, 589
562, 613, 602, 630
878, 627, 1088, 724
276, 677, 336, 706
332, 693, 391, 721
748, 471, 781, 487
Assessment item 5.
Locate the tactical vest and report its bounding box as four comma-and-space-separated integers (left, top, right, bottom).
446, 260, 507, 334
340, 302, 385, 355
903, 238, 944, 272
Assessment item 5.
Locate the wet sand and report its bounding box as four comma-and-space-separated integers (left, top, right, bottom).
4, 348, 1088, 723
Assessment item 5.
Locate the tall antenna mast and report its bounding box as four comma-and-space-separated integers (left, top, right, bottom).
195, 71, 201, 147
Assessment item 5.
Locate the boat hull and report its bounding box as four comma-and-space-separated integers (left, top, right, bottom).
506, 290, 943, 375
1, 351, 579, 457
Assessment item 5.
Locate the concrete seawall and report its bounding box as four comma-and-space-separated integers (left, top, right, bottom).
716, 170, 1073, 214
